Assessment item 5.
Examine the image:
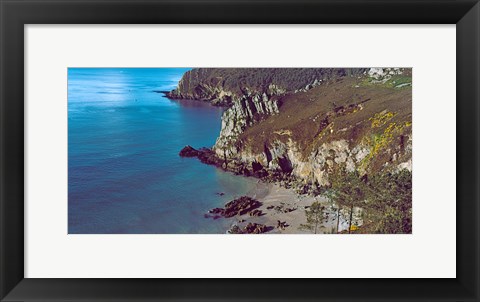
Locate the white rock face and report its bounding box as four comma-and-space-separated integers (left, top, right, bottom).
213, 93, 279, 157
225, 132, 412, 188
397, 159, 412, 172
368, 67, 404, 82
368, 68, 387, 79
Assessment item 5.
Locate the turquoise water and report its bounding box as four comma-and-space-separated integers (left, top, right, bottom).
68, 68, 257, 234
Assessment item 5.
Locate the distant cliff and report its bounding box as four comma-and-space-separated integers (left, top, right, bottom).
170, 68, 412, 194
167, 68, 367, 106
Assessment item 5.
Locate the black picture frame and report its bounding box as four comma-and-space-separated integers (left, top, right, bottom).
1, 0, 479, 301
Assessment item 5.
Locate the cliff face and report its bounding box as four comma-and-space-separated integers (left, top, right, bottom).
214, 93, 280, 158
171, 68, 412, 193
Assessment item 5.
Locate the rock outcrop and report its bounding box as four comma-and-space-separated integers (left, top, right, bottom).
213, 93, 280, 158
179, 145, 200, 157
228, 223, 270, 234
207, 196, 262, 218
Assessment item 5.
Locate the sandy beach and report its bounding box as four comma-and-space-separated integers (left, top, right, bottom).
225, 180, 343, 234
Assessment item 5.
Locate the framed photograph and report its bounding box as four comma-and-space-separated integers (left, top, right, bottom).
1, 0, 479, 301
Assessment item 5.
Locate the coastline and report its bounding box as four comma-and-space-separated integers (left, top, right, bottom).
174, 103, 356, 234
169, 67, 412, 234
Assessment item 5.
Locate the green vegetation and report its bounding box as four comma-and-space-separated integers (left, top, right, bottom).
364, 170, 412, 233
361, 118, 411, 171
359, 75, 412, 89
324, 168, 412, 234
370, 111, 396, 128
386, 75, 412, 88
327, 169, 367, 234
299, 201, 327, 234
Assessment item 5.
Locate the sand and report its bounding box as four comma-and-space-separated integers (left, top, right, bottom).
227, 180, 341, 234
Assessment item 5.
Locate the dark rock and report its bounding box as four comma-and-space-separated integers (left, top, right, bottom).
207, 196, 262, 219
252, 168, 269, 178
272, 203, 297, 213
224, 196, 261, 218
278, 156, 293, 173
228, 223, 271, 234
196, 148, 223, 166
152, 90, 171, 95
209, 208, 224, 214
252, 161, 263, 172
276, 220, 289, 230
243, 223, 269, 234
179, 145, 200, 157
227, 225, 242, 234
249, 209, 263, 217
178, 146, 225, 168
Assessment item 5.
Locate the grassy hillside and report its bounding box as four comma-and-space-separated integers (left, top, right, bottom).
238, 75, 412, 173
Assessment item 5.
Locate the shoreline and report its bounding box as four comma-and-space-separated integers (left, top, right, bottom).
203, 164, 349, 234
224, 180, 338, 234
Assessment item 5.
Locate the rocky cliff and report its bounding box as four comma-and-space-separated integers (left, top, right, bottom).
167, 68, 367, 105
171, 68, 412, 194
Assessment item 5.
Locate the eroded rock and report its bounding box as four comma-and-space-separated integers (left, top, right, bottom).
208, 196, 261, 218
179, 145, 200, 157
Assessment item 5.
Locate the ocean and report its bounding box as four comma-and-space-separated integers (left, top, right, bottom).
68, 68, 258, 234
